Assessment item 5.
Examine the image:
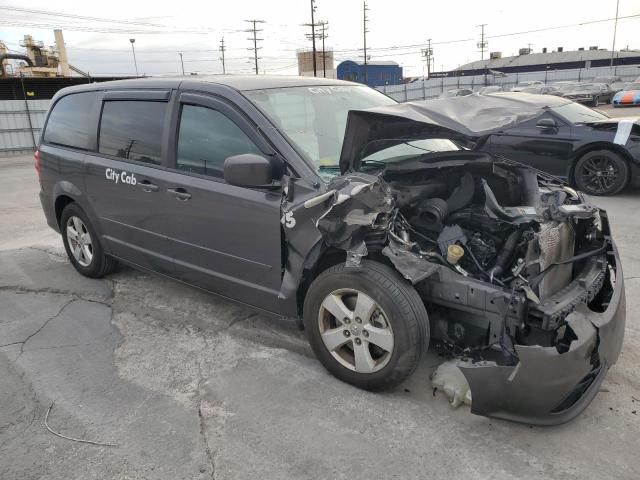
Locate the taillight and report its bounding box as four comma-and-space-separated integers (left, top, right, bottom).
34, 148, 41, 182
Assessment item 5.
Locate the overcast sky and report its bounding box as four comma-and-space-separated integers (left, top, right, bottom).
1, 0, 638, 77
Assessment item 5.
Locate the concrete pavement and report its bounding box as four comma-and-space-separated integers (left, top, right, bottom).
1, 153, 639, 480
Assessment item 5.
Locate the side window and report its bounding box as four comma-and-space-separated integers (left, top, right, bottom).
43, 91, 99, 149
176, 104, 261, 178
98, 100, 166, 165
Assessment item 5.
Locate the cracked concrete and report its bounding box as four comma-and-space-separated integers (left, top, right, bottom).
2, 155, 640, 479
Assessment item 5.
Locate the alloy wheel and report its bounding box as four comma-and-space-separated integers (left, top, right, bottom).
318, 288, 394, 373
66, 216, 93, 267
578, 156, 619, 195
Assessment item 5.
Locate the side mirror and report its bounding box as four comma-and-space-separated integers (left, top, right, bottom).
224, 153, 279, 188
536, 118, 557, 130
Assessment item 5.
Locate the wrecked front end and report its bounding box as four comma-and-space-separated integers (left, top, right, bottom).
314, 153, 625, 425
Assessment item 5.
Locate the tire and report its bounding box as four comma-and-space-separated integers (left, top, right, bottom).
60, 203, 117, 278
574, 150, 629, 196
303, 260, 429, 391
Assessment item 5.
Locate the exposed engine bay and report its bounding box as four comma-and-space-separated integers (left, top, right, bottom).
378, 154, 610, 360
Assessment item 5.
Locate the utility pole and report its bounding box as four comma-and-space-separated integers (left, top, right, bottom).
610, 0, 620, 68
363, 1, 369, 85
310, 0, 318, 76
319, 21, 328, 78
421, 38, 432, 78
245, 20, 265, 75
219, 37, 226, 74
129, 38, 138, 76
179, 52, 184, 76
477, 24, 487, 60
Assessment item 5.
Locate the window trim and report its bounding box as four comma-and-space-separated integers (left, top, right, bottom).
95, 94, 173, 168
166, 92, 275, 184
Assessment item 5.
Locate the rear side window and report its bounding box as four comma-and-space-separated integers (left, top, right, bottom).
176, 104, 261, 178
99, 101, 166, 165
44, 92, 98, 149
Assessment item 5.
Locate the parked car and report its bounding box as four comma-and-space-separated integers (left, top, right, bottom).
482, 93, 640, 195
592, 75, 627, 94
439, 88, 474, 98
37, 77, 624, 425
477, 85, 503, 95
519, 85, 559, 95
510, 80, 544, 92
560, 83, 613, 106
612, 82, 640, 107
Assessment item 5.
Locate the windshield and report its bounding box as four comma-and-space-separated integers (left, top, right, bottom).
244, 85, 396, 177
625, 82, 640, 91
551, 102, 608, 123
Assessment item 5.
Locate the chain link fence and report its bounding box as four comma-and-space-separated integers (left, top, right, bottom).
0, 99, 50, 158
376, 65, 640, 102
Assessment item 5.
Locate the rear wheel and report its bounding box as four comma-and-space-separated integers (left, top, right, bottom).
61, 203, 117, 278
303, 260, 428, 391
574, 150, 629, 196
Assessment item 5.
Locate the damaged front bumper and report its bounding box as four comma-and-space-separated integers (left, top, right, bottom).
459, 242, 625, 426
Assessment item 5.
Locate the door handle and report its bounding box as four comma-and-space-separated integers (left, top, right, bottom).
167, 187, 192, 201
138, 180, 159, 192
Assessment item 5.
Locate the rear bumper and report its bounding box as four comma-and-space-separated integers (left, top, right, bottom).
459, 240, 625, 426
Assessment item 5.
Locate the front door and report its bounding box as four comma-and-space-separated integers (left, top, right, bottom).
84, 91, 174, 273
486, 112, 575, 178
162, 93, 283, 312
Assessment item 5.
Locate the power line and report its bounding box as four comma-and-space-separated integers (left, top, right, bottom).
0, 6, 177, 28
1, 20, 206, 35
328, 12, 640, 55
245, 19, 265, 75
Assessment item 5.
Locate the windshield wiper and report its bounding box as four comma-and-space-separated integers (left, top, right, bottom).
359, 159, 388, 169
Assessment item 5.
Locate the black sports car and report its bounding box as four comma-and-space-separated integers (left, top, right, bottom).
475, 93, 640, 195
560, 83, 614, 107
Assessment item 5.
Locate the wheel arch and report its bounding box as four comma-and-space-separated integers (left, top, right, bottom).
567, 142, 634, 185
295, 245, 397, 320
54, 194, 75, 228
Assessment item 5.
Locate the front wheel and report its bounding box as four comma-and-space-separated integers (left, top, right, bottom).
303, 260, 429, 391
574, 150, 629, 196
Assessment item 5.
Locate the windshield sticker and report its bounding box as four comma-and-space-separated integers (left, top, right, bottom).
308, 86, 352, 95
613, 119, 635, 146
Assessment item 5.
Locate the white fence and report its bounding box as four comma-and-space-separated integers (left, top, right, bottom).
0, 100, 50, 158
377, 65, 640, 102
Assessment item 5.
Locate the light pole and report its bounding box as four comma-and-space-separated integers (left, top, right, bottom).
129, 38, 138, 76
179, 52, 185, 76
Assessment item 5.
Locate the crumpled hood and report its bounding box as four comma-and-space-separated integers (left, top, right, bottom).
339, 92, 571, 173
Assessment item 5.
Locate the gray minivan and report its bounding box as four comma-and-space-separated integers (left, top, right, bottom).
37, 76, 625, 424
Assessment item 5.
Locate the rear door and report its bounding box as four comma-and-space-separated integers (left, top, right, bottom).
83, 90, 175, 273
485, 112, 575, 178
161, 92, 283, 312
